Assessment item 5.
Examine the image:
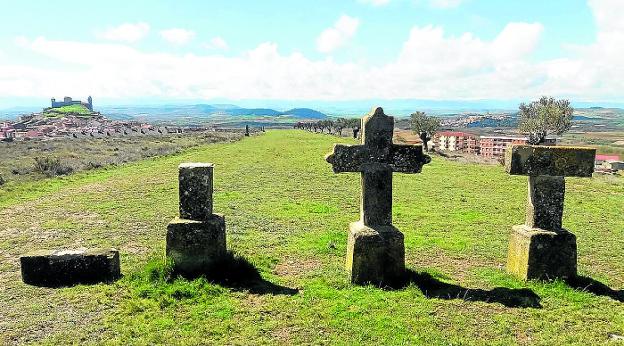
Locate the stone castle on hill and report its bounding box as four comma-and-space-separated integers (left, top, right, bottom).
50, 96, 93, 111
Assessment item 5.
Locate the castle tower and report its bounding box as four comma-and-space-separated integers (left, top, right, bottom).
87, 96, 93, 111
51, 98, 56, 107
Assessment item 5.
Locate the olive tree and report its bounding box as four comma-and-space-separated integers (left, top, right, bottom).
518, 96, 573, 145
410, 111, 440, 152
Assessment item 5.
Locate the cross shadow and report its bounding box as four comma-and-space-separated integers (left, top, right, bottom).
565, 276, 624, 302
176, 251, 298, 296
387, 269, 542, 308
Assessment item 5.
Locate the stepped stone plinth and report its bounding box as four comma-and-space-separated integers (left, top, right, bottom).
505, 145, 595, 280
326, 107, 430, 285
166, 163, 226, 276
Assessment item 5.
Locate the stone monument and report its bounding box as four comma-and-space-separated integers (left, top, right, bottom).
505, 145, 596, 280
326, 107, 431, 285
166, 163, 226, 276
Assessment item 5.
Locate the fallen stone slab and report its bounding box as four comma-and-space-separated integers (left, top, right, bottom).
20, 248, 120, 287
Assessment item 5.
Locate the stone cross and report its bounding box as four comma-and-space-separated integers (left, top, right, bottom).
326, 107, 430, 285
166, 163, 226, 277
505, 145, 595, 280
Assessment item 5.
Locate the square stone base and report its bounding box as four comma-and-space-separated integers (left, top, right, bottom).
166, 214, 226, 276
346, 221, 405, 285
506, 225, 577, 281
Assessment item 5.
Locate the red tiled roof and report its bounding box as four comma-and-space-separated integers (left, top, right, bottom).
436, 131, 473, 137
596, 154, 620, 161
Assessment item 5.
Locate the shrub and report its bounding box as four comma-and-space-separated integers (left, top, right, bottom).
33, 157, 74, 177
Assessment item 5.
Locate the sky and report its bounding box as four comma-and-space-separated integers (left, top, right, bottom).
0, 0, 622, 108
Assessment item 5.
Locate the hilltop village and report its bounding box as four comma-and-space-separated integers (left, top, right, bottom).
0, 96, 185, 141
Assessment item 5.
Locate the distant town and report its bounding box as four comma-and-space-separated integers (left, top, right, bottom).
0, 96, 195, 141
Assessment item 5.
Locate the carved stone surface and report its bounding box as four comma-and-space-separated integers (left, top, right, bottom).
526, 176, 565, 231
20, 248, 120, 287
166, 216, 226, 276
179, 163, 214, 221
507, 225, 577, 280
346, 222, 405, 285
506, 145, 596, 177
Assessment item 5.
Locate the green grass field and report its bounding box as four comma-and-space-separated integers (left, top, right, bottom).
1, 130, 623, 345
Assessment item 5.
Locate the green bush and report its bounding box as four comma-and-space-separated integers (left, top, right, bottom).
33, 157, 74, 177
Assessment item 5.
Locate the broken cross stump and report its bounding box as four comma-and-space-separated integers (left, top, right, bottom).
166, 163, 226, 277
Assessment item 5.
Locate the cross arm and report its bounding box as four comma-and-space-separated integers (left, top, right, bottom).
325, 144, 431, 173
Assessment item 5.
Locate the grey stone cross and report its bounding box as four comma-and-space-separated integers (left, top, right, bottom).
505, 145, 595, 280
326, 107, 430, 285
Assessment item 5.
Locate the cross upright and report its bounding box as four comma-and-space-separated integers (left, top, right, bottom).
326, 107, 431, 226
326, 106, 431, 285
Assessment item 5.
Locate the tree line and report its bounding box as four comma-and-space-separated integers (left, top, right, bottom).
294, 118, 361, 137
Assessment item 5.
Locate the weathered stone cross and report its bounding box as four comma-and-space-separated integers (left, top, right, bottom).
505, 145, 595, 280
326, 107, 430, 285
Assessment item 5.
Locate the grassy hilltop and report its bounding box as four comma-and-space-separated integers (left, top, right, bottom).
43, 104, 94, 117
0, 130, 623, 344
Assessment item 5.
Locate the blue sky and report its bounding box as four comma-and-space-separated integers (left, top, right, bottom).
0, 0, 621, 108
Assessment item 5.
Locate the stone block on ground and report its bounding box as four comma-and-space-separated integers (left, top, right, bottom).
346, 221, 405, 285
166, 215, 226, 276
506, 225, 577, 280
178, 163, 214, 221
20, 248, 120, 287
506, 145, 596, 177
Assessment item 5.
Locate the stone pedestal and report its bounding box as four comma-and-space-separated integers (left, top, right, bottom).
167, 162, 227, 277
20, 248, 120, 287
346, 221, 405, 285
507, 225, 577, 280
166, 215, 226, 276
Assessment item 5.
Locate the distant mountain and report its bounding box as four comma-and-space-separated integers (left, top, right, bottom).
281, 108, 326, 119
98, 104, 327, 120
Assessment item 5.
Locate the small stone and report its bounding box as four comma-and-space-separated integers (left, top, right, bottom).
178, 163, 214, 221
166, 215, 226, 276
506, 225, 577, 280
506, 145, 596, 177
20, 248, 120, 287
346, 221, 405, 285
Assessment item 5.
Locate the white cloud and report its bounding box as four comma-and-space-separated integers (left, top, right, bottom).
358, 0, 391, 6
160, 28, 195, 45
98, 23, 150, 43
204, 37, 229, 50
428, 0, 463, 8
316, 15, 360, 53
5, 2, 624, 103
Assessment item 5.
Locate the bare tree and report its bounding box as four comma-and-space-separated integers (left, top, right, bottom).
519, 96, 573, 145
410, 111, 440, 152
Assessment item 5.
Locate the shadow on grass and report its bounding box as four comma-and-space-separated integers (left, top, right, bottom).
565, 276, 624, 302
176, 251, 298, 296
388, 269, 542, 308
